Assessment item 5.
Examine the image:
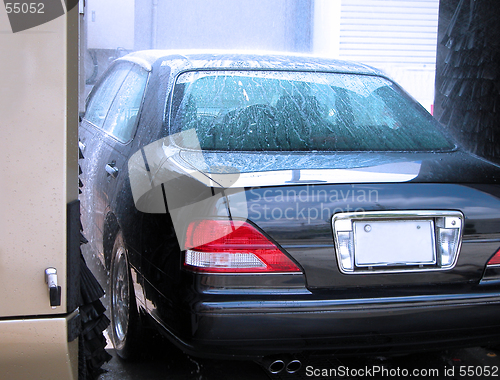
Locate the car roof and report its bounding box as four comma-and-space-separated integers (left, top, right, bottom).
116, 50, 385, 77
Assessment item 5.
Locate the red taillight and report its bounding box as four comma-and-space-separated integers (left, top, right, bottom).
183, 219, 301, 273
487, 248, 500, 265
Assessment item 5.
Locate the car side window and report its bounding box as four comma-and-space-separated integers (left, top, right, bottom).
84, 63, 132, 129
102, 65, 149, 143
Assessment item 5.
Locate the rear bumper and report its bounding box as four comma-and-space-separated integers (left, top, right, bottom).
169, 292, 500, 359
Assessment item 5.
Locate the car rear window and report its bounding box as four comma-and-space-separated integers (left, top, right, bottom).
170, 70, 454, 152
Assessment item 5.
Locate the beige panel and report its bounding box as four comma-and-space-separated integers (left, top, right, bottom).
0, 313, 78, 380
0, 7, 76, 316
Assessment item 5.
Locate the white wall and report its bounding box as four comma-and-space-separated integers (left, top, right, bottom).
152, 0, 304, 52
87, 0, 135, 50
339, 0, 440, 66
313, 0, 341, 57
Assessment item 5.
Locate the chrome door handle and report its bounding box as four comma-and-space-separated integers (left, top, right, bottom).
105, 163, 119, 178
45, 268, 61, 308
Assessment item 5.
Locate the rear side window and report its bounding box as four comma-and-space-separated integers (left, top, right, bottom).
103, 66, 149, 142
170, 70, 453, 152
85, 63, 149, 143
85, 63, 131, 129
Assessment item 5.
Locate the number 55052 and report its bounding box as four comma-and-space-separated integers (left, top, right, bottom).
5, 3, 45, 14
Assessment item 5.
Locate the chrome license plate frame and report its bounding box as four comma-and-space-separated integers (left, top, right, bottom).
332, 210, 464, 274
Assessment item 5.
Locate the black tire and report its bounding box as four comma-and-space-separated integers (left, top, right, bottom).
109, 231, 141, 360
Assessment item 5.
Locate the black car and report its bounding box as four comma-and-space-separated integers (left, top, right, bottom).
79, 51, 500, 373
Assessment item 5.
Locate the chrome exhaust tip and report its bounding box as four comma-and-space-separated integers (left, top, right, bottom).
259, 355, 301, 374
268, 359, 285, 374
286, 358, 302, 374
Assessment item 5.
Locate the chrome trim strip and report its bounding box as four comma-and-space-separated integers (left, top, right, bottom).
463, 238, 500, 243
199, 292, 500, 314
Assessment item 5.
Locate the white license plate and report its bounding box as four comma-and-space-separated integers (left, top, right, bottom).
353, 220, 436, 267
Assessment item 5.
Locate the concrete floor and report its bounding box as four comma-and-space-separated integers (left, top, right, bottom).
98, 342, 500, 380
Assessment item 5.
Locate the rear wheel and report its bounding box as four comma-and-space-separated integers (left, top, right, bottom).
109, 231, 141, 360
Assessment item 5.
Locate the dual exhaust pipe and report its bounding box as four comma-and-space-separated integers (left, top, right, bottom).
261, 355, 302, 374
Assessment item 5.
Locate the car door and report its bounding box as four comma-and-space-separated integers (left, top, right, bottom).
80, 62, 149, 269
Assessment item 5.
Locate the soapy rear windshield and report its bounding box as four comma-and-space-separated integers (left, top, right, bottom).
170, 70, 453, 152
